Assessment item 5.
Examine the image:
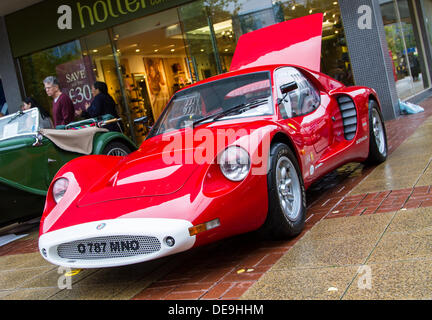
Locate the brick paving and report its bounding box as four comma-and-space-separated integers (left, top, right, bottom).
1, 98, 432, 300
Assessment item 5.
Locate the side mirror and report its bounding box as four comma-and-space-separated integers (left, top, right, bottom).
280, 81, 298, 95
32, 133, 44, 147
277, 81, 298, 105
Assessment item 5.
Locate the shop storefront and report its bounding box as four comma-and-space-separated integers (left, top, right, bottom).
4, 0, 432, 144
5, 0, 353, 144
380, 0, 430, 99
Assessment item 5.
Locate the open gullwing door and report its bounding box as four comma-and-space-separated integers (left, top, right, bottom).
230, 13, 323, 72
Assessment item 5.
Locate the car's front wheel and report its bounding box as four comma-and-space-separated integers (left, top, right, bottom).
365, 100, 388, 165
102, 141, 132, 156
260, 143, 306, 239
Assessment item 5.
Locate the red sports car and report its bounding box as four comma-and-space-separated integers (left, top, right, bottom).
39, 14, 387, 268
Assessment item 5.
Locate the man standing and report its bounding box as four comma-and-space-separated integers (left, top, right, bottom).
43, 76, 74, 127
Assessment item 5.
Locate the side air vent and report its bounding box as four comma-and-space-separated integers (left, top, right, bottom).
337, 95, 358, 140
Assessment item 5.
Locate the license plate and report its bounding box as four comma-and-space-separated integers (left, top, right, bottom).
76, 240, 140, 255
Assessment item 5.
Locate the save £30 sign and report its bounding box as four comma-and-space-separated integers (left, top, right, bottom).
56, 56, 96, 112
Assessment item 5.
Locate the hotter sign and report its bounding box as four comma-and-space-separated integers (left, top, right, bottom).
57, 0, 175, 30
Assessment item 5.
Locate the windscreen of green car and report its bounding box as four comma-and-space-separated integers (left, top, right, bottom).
0, 108, 39, 141
149, 72, 273, 137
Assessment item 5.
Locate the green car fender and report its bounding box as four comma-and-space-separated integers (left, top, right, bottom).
92, 131, 138, 155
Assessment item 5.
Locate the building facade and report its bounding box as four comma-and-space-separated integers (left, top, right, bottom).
0, 0, 431, 143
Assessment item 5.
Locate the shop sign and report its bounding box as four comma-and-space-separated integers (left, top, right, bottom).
55, 56, 96, 112
6, 0, 194, 58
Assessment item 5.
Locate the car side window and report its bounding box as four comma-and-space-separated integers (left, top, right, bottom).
275, 67, 320, 119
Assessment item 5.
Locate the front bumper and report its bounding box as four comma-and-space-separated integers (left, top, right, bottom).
39, 218, 195, 268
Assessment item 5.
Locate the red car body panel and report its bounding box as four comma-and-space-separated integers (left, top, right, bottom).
38, 17, 385, 268
230, 14, 323, 72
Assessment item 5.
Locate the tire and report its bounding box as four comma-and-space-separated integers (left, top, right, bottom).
102, 141, 132, 156
365, 100, 388, 165
259, 143, 306, 239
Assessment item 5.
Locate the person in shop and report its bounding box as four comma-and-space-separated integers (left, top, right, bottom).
21, 97, 54, 129
408, 53, 420, 81
75, 81, 121, 132
43, 76, 75, 127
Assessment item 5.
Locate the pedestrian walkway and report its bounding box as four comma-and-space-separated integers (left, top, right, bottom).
1, 98, 432, 300
242, 207, 432, 299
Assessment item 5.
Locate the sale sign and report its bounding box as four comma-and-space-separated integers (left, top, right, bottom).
56, 56, 96, 112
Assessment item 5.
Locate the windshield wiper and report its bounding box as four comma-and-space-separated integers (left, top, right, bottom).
193, 98, 269, 128
7, 111, 25, 124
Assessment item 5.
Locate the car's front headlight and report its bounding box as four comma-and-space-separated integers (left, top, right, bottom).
52, 178, 69, 204
219, 146, 251, 182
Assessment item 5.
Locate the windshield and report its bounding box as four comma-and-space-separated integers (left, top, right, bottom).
149, 72, 273, 137
0, 108, 40, 141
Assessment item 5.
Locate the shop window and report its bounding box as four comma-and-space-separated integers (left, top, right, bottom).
179, 1, 222, 79
19, 32, 131, 138
112, 8, 193, 144
276, 0, 354, 85
421, 0, 432, 46
381, 0, 428, 99
180, 0, 282, 77
19, 41, 82, 118
79, 30, 133, 139
180, 0, 353, 86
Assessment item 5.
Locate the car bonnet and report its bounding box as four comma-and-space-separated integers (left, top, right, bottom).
76, 142, 198, 207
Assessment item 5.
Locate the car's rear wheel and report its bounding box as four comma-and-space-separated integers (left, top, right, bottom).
102, 141, 132, 156
365, 100, 387, 165
259, 143, 306, 239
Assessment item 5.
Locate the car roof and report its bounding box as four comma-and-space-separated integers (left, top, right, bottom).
178, 64, 311, 90
177, 63, 344, 95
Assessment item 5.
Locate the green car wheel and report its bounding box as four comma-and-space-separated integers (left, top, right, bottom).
102, 141, 132, 156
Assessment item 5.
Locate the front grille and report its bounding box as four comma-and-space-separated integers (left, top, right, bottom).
57, 235, 161, 260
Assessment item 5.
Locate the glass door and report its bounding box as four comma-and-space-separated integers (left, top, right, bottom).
178, 1, 222, 81
79, 30, 134, 139
178, 0, 282, 78
112, 8, 192, 145
381, 0, 428, 99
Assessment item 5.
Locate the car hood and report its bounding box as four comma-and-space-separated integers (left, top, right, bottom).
76, 142, 197, 207
76, 118, 273, 207
230, 13, 323, 72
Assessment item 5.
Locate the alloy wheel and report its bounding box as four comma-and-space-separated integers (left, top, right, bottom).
276, 156, 301, 221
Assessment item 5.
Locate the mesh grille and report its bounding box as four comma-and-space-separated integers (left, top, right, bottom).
337, 95, 358, 141
57, 235, 161, 260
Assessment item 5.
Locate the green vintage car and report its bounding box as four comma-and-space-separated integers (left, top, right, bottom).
0, 108, 137, 226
